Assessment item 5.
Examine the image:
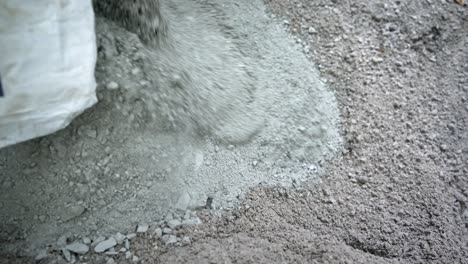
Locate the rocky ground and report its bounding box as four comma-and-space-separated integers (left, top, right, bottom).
1, 0, 467, 263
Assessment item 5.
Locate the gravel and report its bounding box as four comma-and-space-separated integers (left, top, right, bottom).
167, 220, 181, 229
136, 224, 149, 233
113, 232, 125, 244
61, 249, 71, 262
82, 237, 91, 245
105, 81, 119, 90
65, 242, 89, 255
94, 238, 117, 253
126, 234, 137, 240
161, 235, 178, 245
153, 228, 163, 238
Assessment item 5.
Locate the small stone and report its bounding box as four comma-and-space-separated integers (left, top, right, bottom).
126, 233, 137, 240
136, 224, 149, 233
167, 219, 181, 229
182, 217, 202, 226
162, 227, 173, 234
91, 236, 106, 246
175, 192, 191, 211
181, 236, 191, 244
162, 235, 178, 245
114, 232, 126, 244
66, 242, 89, 254
372, 57, 384, 63
106, 81, 119, 90
131, 68, 140, 75
57, 235, 68, 248
86, 128, 97, 138
164, 212, 173, 222
119, 247, 127, 252
440, 144, 448, 152
61, 204, 86, 222
107, 258, 116, 264
132, 255, 140, 262
105, 247, 118, 255
153, 228, 162, 238
62, 249, 71, 262
38, 215, 46, 222
308, 26, 317, 34
104, 146, 112, 154
94, 237, 117, 253
125, 251, 132, 259
35, 249, 48, 261
125, 239, 130, 250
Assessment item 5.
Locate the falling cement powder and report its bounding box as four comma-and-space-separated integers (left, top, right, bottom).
0, 0, 342, 255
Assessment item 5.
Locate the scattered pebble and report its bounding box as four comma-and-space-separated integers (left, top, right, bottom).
175, 192, 191, 211
61, 204, 86, 222
125, 239, 130, 250
94, 237, 117, 253
308, 26, 317, 34
125, 251, 132, 259
153, 227, 163, 238
56, 235, 68, 248
182, 217, 202, 226
440, 144, 448, 152
181, 236, 191, 244
35, 249, 48, 261
162, 227, 173, 234
105, 247, 118, 255
164, 212, 174, 222
126, 233, 137, 240
62, 248, 72, 262
106, 81, 119, 90
114, 232, 126, 244
132, 255, 140, 262
106, 258, 116, 264
65, 242, 89, 254
167, 219, 181, 229
92, 236, 106, 247
371, 57, 384, 63
136, 224, 149, 233
162, 235, 178, 245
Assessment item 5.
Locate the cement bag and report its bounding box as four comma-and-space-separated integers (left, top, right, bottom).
0, 0, 97, 148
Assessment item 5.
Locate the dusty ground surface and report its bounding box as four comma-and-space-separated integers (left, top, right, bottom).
150, 0, 468, 263
1, 0, 467, 263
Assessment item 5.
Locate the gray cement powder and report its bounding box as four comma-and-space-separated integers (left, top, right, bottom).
0, 0, 341, 255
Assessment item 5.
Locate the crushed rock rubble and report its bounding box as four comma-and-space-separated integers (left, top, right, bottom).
35, 211, 202, 263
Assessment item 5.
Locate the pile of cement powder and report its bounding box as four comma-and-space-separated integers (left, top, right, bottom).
0, 0, 342, 256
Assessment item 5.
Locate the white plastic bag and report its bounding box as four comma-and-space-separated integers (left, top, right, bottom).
0, 0, 97, 148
